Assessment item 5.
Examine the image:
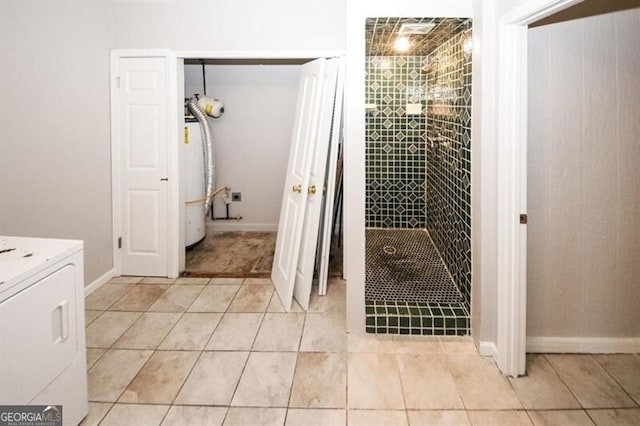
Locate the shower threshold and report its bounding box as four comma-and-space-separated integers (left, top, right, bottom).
365, 228, 469, 336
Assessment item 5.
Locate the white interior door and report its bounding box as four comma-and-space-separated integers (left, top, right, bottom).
116, 56, 169, 277
293, 58, 344, 309
272, 58, 327, 310
317, 91, 344, 296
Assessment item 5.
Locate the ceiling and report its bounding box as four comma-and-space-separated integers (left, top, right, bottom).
365, 17, 471, 57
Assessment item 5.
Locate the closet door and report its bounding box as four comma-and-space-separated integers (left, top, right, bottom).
317, 66, 344, 297
272, 58, 327, 310
293, 58, 344, 309
114, 56, 169, 277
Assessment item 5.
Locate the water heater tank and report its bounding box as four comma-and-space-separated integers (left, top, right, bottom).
184, 119, 206, 247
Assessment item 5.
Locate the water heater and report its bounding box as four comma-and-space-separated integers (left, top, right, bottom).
184, 119, 206, 247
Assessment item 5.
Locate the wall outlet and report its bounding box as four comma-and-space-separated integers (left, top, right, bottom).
231, 192, 242, 202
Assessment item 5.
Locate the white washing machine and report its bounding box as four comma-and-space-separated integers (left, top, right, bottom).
184, 118, 206, 247
0, 236, 88, 426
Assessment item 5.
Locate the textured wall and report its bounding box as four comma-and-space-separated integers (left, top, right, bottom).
425, 23, 473, 306
527, 8, 640, 337
0, 0, 114, 285
365, 56, 428, 228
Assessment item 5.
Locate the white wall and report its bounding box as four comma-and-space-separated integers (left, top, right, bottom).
527, 7, 640, 338
0, 0, 113, 285
113, 0, 346, 51
184, 64, 300, 230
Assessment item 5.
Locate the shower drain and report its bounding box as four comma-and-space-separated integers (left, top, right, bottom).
383, 245, 397, 255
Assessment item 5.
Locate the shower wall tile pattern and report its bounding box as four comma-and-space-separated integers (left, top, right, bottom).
365, 56, 428, 228
425, 23, 473, 307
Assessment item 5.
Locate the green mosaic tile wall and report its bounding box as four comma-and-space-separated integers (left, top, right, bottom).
425, 22, 473, 307
365, 56, 428, 228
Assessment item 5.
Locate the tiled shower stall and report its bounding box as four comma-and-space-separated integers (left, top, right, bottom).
364, 18, 472, 335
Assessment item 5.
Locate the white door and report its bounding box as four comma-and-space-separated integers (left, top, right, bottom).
293, 58, 344, 309
317, 92, 344, 296
116, 56, 169, 276
272, 58, 327, 310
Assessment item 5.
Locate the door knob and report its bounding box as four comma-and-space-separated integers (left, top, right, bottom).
160, 177, 168, 181
308, 185, 317, 195
292, 184, 302, 193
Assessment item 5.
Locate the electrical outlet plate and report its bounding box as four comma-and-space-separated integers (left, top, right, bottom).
231, 192, 242, 202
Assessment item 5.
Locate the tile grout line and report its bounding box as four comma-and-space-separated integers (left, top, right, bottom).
222, 278, 269, 419
542, 354, 589, 413
95, 402, 115, 426
591, 354, 640, 409
440, 350, 473, 425
88, 280, 196, 406
163, 280, 224, 411
541, 354, 639, 412
104, 284, 187, 407
283, 311, 305, 423
391, 352, 410, 423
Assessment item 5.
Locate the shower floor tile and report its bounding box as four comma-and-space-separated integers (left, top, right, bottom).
365, 229, 469, 336
366, 229, 463, 304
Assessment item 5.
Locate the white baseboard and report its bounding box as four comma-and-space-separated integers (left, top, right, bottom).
479, 341, 498, 358
207, 222, 277, 232
84, 268, 114, 296
527, 337, 640, 353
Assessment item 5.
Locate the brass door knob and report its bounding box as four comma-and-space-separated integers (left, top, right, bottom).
292, 184, 302, 193
308, 185, 317, 195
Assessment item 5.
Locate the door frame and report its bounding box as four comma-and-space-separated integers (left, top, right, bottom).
344, 0, 584, 376
110, 49, 174, 277
171, 50, 345, 278
492, 0, 584, 376
113, 50, 344, 278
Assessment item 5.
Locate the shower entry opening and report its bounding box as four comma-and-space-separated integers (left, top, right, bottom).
364, 17, 473, 336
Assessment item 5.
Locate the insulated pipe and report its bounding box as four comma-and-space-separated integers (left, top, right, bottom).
187, 98, 215, 214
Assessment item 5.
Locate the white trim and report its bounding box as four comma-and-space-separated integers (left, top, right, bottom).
496, 21, 528, 378
492, 0, 584, 377
84, 268, 114, 296
502, 0, 584, 25
110, 51, 122, 277
174, 50, 345, 60
479, 341, 498, 358
167, 54, 182, 278
206, 222, 278, 232
527, 337, 640, 354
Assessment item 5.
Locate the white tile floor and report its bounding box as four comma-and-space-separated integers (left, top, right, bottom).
82, 277, 640, 425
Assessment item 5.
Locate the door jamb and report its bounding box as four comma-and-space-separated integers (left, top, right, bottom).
494, 0, 584, 376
